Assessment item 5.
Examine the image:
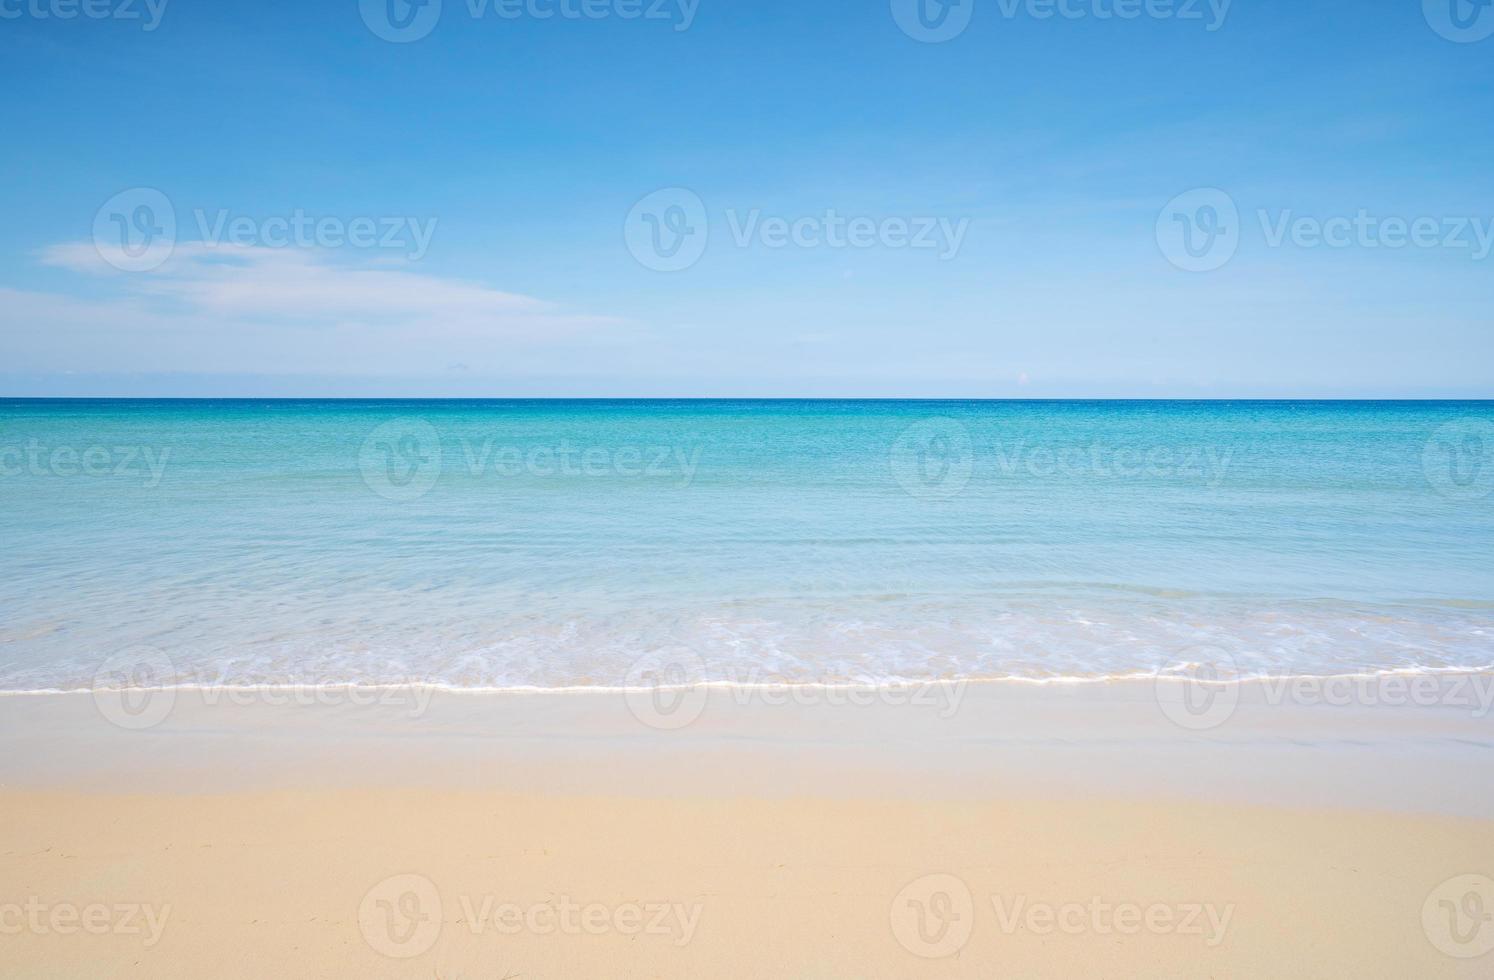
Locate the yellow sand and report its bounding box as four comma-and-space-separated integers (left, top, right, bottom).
1, 790, 1491, 978
2, 684, 1493, 977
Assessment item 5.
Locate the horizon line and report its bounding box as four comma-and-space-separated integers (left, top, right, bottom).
3, 396, 1492, 403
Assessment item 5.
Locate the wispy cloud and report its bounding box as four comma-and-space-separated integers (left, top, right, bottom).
12, 244, 623, 376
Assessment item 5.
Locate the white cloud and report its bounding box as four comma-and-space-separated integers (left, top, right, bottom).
13, 243, 623, 376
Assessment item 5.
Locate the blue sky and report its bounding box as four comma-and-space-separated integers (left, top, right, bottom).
2, 0, 1491, 397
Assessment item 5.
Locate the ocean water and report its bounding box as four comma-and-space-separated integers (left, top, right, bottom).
1, 399, 1491, 691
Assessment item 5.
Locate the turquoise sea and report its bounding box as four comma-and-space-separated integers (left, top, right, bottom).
1, 399, 1491, 690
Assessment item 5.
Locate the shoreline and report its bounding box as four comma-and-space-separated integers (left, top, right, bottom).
5, 661, 1494, 694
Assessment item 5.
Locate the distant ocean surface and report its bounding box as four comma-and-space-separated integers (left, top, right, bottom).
1, 399, 1492, 691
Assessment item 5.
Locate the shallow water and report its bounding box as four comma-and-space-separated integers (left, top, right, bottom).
2, 399, 1491, 689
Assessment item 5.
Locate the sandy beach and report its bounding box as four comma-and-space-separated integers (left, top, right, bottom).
7, 0, 1494, 969
3, 683, 1493, 978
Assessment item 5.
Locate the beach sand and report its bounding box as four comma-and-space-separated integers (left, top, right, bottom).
2, 683, 1493, 978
